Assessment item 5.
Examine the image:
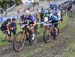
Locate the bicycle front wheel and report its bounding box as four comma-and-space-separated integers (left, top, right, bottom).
29, 32, 38, 46
13, 31, 26, 52
43, 30, 51, 43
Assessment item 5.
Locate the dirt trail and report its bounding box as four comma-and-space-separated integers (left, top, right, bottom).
30, 17, 75, 57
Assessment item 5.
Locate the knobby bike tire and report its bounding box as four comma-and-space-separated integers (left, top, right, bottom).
52, 27, 59, 40
43, 30, 51, 43
13, 31, 26, 52
29, 32, 38, 46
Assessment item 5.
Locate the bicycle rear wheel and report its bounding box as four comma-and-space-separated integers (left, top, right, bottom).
52, 27, 59, 40
13, 31, 26, 52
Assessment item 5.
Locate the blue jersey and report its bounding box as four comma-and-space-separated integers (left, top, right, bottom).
1, 21, 11, 31
52, 10, 58, 17
50, 15, 59, 21
21, 15, 37, 23
11, 22, 17, 30
1, 21, 8, 31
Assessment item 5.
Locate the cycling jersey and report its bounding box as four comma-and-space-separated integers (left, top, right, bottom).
10, 22, 17, 30
1, 21, 11, 31
21, 15, 37, 23
20, 15, 37, 29
52, 9, 61, 21
52, 9, 58, 16
50, 15, 59, 21
1, 21, 7, 31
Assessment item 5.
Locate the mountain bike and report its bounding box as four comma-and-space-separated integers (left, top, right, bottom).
43, 21, 59, 43
43, 21, 52, 43
43, 17, 52, 43
13, 22, 38, 52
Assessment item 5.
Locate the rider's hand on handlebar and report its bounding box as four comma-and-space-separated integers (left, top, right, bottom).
27, 24, 33, 29
27, 26, 30, 29
11, 28, 14, 30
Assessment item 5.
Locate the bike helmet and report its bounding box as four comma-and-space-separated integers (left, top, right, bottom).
49, 3, 54, 9
44, 10, 49, 14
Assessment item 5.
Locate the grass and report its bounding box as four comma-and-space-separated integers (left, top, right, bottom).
59, 16, 69, 29
0, 15, 69, 47
60, 40, 75, 57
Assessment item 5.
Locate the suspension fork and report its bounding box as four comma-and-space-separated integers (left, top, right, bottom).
44, 26, 51, 33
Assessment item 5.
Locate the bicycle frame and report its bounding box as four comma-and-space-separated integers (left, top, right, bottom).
22, 24, 35, 39
44, 22, 52, 32
52, 22, 59, 33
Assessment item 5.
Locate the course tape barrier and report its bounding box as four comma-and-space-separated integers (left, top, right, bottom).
0, 15, 18, 22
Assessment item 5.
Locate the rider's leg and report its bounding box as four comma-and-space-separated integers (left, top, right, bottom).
29, 26, 37, 40
11, 30, 16, 40
52, 21, 59, 35
8, 30, 12, 41
2, 31, 7, 41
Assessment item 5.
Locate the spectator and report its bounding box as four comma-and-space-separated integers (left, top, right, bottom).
40, 7, 44, 28
10, 18, 17, 39
1, 18, 11, 41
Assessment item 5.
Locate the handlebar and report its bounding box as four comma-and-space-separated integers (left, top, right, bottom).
19, 21, 58, 27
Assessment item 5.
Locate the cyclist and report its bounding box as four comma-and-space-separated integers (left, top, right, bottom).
49, 3, 62, 22
56, 4, 63, 22
20, 10, 37, 40
43, 9, 52, 25
40, 7, 44, 28
1, 18, 11, 41
49, 9, 60, 35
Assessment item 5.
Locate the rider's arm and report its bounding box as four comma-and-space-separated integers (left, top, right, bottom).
20, 17, 22, 23
33, 21, 37, 26
19, 15, 24, 23
31, 16, 37, 26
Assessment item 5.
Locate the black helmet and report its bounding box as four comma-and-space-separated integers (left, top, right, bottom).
12, 18, 16, 21
6, 18, 11, 22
